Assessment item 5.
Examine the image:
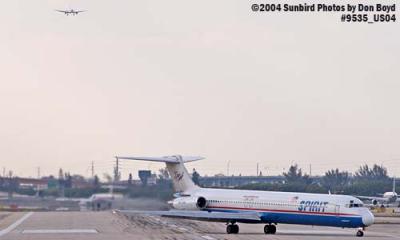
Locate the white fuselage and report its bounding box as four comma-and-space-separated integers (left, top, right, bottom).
172, 188, 374, 228
382, 191, 398, 201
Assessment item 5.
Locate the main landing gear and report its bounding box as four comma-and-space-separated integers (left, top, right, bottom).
264, 224, 277, 234
226, 223, 239, 234
226, 223, 276, 235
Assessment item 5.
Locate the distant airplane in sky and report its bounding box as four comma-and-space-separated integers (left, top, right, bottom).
55, 9, 86, 16
116, 155, 374, 237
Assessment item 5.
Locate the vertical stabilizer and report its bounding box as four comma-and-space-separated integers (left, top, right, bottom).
165, 158, 199, 192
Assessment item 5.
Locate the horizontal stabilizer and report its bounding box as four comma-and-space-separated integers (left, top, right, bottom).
118, 210, 261, 223
115, 155, 204, 164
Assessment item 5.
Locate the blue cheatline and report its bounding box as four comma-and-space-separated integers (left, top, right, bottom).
204, 208, 364, 228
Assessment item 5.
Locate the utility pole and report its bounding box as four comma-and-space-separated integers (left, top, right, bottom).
256, 163, 258, 176
91, 161, 94, 178
37, 167, 40, 179
227, 160, 230, 176
309, 164, 312, 176
2, 167, 5, 177
114, 157, 120, 182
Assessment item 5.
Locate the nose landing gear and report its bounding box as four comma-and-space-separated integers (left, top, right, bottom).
356, 228, 364, 237
264, 224, 277, 234
226, 223, 239, 234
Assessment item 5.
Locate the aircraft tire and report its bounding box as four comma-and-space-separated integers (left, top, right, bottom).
264, 225, 270, 234
269, 224, 276, 234
226, 225, 233, 234
264, 224, 276, 234
226, 224, 239, 234
232, 224, 239, 234
356, 230, 364, 237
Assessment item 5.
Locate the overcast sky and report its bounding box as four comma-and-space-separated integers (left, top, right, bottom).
1, 0, 399, 179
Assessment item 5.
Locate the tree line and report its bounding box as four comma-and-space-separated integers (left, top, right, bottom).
238, 164, 397, 196
1, 164, 397, 200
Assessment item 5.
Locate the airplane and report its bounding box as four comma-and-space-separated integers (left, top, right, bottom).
357, 178, 399, 207
116, 155, 374, 237
57, 186, 123, 210
55, 9, 86, 16
80, 192, 123, 210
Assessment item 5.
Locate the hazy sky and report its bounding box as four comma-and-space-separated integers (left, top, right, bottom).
1, 0, 399, 179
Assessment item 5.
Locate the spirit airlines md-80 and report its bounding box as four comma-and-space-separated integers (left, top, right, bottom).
116, 155, 374, 237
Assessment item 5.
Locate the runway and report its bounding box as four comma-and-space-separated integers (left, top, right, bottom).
0, 211, 399, 240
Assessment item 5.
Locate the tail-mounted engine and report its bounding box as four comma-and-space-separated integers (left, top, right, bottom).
170, 196, 208, 210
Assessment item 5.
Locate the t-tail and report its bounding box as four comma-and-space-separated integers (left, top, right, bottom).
115, 155, 202, 193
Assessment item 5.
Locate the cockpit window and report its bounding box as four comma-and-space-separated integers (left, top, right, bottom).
349, 203, 363, 207
347, 200, 363, 208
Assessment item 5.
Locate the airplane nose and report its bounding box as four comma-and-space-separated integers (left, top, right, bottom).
362, 210, 374, 226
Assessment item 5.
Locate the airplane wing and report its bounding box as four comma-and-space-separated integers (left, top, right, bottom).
357, 196, 388, 202
117, 210, 261, 223
55, 9, 67, 13
75, 10, 86, 13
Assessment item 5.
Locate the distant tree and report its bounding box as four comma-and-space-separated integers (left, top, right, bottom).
103, 173, 113, 183
283, 164, 310, 184
93, 175, 100, 190
354, 164, 389, 182
347, 164, 391, 196
58, 168, 65, 197
158, 168, 170, 180
58, 168, 64, 180
322, 169, 350, 193
6, 171, 18, 198
58, 169, 65, 187
64, 172, 72, 188
192, 168, 200, 185
128, 173, 133, 186
71, 174, 86, 182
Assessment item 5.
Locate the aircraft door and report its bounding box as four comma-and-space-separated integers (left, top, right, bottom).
334, 205, 340, 216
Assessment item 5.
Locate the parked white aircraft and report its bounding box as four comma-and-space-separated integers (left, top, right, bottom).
116, 155, 374, 237
56, 185, 123, 210
55, 9, 86, 16
358, 178, 398, 207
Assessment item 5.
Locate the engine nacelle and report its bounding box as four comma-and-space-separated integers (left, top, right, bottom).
372, 199, 378, 206
170, 196, 208, 210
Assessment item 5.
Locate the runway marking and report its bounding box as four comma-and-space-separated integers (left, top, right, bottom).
201, 235, 216, 240
22, 229, 98, 234
278, 229, 399, 238
0, 212, 33, 237
367, 231, 400, 239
